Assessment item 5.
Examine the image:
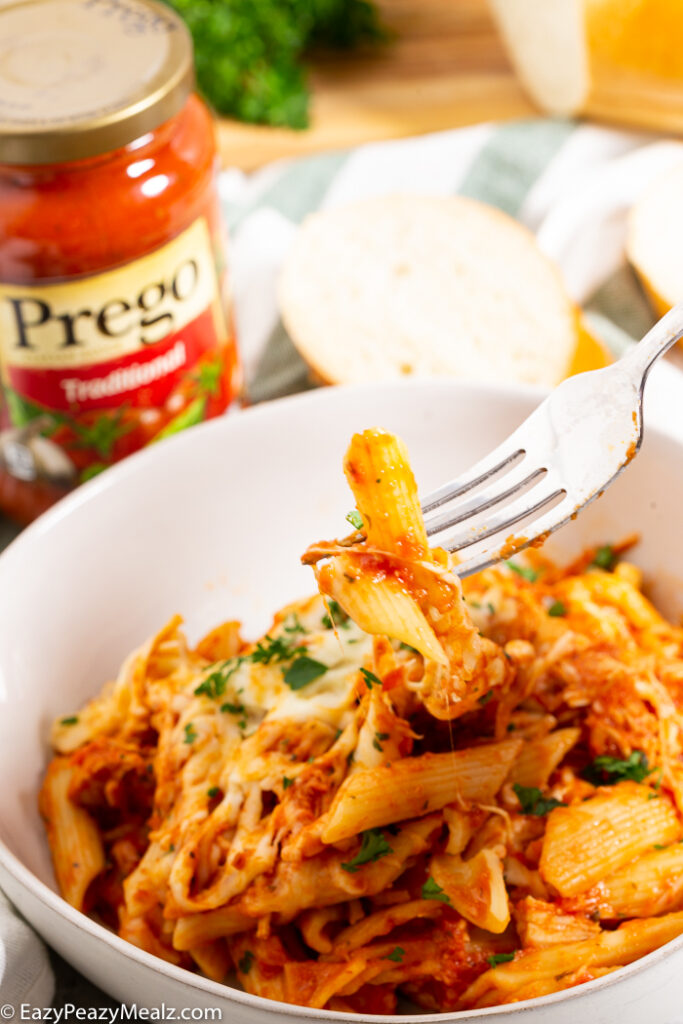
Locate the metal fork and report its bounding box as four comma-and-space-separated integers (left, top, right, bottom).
421, 303, 683, 578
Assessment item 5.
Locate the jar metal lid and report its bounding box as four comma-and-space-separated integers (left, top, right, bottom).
0, 0, 194, 166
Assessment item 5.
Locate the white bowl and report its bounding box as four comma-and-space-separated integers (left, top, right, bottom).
2, 380, 683, 1023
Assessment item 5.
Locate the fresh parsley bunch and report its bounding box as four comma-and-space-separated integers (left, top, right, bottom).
165, 0, 385, 128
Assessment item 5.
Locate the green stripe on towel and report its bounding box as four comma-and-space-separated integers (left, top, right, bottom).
459, 119, 576, 216
248, 319, 319, 404
585, 264, 655, 347
231, 150, 349, 232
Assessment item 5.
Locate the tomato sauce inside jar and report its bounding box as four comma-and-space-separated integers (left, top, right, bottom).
0, 0, 241, 524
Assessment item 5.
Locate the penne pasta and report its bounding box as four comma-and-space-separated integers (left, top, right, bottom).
172, 905, 256, 951
461, 910, 683, 1006
39, 757, 105, 911
40, 427, 683, 1014
509, 728, 580, 788
326, 899, 442, 955
242, 816, 441, 919
315, 557, 447, 664
430, 849, 510, 933
297, 906, 346, 954
587, 842, 683, 918
283, 958, 370, 1009
187, 940, 231, 982
514, 896, 601, 947
540, 782, 681, 896
321, 740, 522, 843
343, 429, 429, 557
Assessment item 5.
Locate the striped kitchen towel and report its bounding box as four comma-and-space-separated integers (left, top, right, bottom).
220, 117, 683, 406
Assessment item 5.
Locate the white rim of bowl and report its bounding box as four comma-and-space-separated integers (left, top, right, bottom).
2, 378, 683, 1021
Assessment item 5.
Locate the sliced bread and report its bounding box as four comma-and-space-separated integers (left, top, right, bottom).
628, 162, 683, 316
278, 195, 579, 388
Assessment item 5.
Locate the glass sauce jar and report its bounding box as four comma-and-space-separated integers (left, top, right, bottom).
0, 0, 241, 524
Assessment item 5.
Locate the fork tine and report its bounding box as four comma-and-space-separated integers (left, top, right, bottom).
424, 466, 547, 537
435, 482, 566, 553
420, 447, 526, 514
453, 493, 577, 578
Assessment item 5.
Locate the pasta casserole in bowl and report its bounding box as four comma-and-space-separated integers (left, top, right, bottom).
2, 380, 683, 1022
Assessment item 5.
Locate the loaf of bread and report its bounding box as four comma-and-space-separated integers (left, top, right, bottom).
489, 0, 683, 135
278, 195, 582, 388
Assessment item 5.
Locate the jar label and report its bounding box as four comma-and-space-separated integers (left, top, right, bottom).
0, 218, 239, 492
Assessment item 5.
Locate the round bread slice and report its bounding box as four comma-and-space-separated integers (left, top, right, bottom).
278, 195, 577, 388
628, 162, 683, 317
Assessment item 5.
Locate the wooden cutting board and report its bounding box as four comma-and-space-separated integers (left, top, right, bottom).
216, 0, 535, 170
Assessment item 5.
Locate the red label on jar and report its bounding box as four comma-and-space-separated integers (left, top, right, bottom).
7, 308, 219, 412
0, 218, 239, 493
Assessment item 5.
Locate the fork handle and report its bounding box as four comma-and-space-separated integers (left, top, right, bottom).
621, 302, 683, 382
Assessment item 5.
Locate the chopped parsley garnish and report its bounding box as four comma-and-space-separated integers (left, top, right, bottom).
183, 722, 197, 744
221, 701, 245, 715
346, 509, 364, 531
487, 602, 496, 615
283, 655, 327, 690
341, 828, 393, 872
372, 731, 390, 752
654, 843, 667, 850
238, 950, 255, 974
322, 599, 351, 630
60, 716, 79, 726
421, 877, 450, 904
360, 667, 382, 689
252, 634, 306, 665
548, 600, 567, 617
478, 691, 494, 706
487, 952, 515, 968
506, 560, 539, 582
195, 659, 243, 699
513, 784, 565, 816
582, 750, 652, 786
194, 672, 224, 699
200, 631, 325, 698
385, 947, 405, 963
283, 614, 306, 635
591, 544, 617, 571
399, 642, 419, 654
207, 786, 220, 799
282, 776, 294, 790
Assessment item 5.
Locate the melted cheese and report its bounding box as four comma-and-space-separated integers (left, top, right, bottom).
228, 622, 371, 731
